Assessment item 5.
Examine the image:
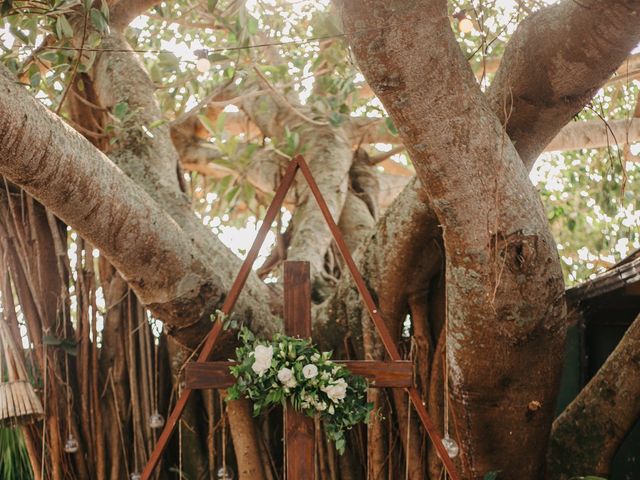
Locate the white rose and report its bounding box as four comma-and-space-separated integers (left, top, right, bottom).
251, 359, 270, 376
277, 367, 297, 388
251, 345, 273, 376
322, 378, 348, 402
302, 364, 318, 379
254, 345, 273, 364
315, 401, 327, 411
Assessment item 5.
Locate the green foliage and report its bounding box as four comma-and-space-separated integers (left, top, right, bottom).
0, 428, 33, 480
2, 0, 639, 284
227, 327, 373, 454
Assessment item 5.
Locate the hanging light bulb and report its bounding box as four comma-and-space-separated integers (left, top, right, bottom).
217, 466, 235, 480
458, 17, 474, 34
196, 57, 211, 73
442, 435, 459, 458
64, 434, 79, 453
130, 473, 142, 480
149, 411, 165, 429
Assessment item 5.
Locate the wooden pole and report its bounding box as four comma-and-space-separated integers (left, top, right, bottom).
283, 261, 315, 480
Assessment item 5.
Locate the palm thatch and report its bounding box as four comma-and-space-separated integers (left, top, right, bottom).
0, 320, 43, 427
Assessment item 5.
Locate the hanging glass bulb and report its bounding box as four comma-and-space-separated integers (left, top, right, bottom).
196, 57, 211, 73
149, 411, 165, 429
130, 473, 142, 480
217, 466, 235, 480
458, 18, 474, 34
442, 435, 459, 458
64, 434, 79, 453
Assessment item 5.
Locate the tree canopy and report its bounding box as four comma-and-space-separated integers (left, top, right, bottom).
0, 1, 639, 479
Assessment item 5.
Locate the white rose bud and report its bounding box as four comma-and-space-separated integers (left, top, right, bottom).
302, 364, 318, 379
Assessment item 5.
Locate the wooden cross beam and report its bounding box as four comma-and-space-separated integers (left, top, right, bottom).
185, 261, 414, 479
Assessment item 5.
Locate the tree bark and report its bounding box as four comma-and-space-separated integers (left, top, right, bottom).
547, 314, 640, 479
0, 64, 276, 341
487, 0, 640, 167
341, 2, 566, 478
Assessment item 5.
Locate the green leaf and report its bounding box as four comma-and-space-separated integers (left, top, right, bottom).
198, 113, 217, 136
43, 335, 62, 346
29, 71, 40, 88
207, 0, 219, 13
38, 51, 59, 63
158, 51, 180, 71
90, 8, 109, 33
385, 117, 398, 136
100, 0, 109, 21
60, 340, 78, 356
483, 472, 499, 480
55, 15, 74, 39
247, 16, 258, 35
113, 101, 128, 120
208, 53, 229, 63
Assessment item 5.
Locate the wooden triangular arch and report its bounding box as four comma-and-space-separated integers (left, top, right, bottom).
141, 155, 461, 480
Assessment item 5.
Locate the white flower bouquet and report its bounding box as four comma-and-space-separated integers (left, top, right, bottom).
227, 327, 373, 454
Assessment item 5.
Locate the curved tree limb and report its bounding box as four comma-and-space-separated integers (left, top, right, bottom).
488, 0, 640, 168
239, 79, 353, 286
547, 314, 640, 479
0, 64, 276, 342
110, 0, 163, 30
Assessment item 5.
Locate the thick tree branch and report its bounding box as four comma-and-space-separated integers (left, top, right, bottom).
547, 314, 640, 479
488, 0, 640, 167
0, 65, 276, 342
110, 0, 162, 30
546, 117, 640, 153
239, 80, 353, 285
342, 2, 566, 478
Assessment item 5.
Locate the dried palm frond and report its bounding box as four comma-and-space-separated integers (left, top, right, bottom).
0, 320, 43, 427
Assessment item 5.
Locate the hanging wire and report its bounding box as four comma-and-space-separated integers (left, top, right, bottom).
12, 25, 387, 58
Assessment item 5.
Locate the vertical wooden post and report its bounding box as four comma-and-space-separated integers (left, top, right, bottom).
283, 261, 315, 480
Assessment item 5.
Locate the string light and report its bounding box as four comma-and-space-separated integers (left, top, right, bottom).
459, 18, 474, 34
196, 56, 211, 73
217, 466, 235, 479
442, 435, 460, 459
64, 434, 79, 453
148, 411, 165, 429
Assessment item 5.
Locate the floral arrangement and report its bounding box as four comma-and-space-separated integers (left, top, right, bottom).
227, 328, 373, 454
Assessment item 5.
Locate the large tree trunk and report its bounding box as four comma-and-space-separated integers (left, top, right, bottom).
341, 2, 567, 478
